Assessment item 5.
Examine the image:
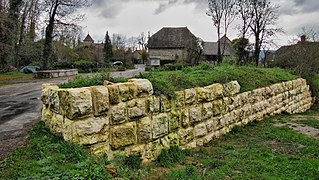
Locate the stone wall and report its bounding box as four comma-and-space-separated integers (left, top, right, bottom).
148, 49, 187, 61
41, 78, 312, 161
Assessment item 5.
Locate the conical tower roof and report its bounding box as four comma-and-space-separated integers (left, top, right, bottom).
83, 34, 94, 43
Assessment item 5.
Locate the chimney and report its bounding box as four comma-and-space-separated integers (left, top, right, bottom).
300, 35, 306, 43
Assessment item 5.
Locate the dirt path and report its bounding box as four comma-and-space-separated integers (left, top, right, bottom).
273, 113, 319, 139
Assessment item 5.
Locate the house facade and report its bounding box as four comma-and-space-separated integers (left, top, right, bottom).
147, 27, 198, 65
203, 35, 235, 62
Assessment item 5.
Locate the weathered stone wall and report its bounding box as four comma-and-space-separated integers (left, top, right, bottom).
41, 78, 312, 161
148, 49, 187, 61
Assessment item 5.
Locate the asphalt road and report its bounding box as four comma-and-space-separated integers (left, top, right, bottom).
0, 77, 74, 140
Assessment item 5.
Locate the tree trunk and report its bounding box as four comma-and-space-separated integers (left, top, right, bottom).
217, 25, 222, 64
254, 36, 260, 67
42, 1, 59, 70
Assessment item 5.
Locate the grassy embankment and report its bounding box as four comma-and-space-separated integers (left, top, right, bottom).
60, 64, 296, 97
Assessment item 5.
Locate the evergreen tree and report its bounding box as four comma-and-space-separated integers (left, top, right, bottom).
103, 31, 113, 66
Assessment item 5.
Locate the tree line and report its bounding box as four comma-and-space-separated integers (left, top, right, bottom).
207, 0, 282, 66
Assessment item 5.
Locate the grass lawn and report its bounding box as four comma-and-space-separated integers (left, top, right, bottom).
0, 72, 33, 81
1, 111, 319, 179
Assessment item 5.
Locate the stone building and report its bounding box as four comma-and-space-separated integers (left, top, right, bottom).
147, 27, 198, 65
202, 35, 235, 62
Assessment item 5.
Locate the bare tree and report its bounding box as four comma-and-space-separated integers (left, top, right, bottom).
207, 0, 236, 64
236, 0, 254, 63
248, 0, 281, 66
41, 0, 90, 69
298, 27, 319, 42
112, 33, 127, 49
137, 32, 148, 50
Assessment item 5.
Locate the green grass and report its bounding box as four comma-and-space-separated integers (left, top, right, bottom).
0, 122, 111, 179
159, 114, 319, 179
0, 72, 33, 80
138, 63, 297, 97
58, 64, 296, 98
2, 112, 319, 179
0, 82, 17, 86
59, 73, 126, 88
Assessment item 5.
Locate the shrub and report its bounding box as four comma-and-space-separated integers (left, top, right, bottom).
73, 60, 97, 73
59, 73, 126, 88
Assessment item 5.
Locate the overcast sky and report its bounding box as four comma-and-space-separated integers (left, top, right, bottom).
79, 0, 319, 48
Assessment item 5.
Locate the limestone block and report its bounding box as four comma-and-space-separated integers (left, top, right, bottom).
178, 127, 194, 145
189, 105, 202, 125
41, 84, 59, 106
110, 102, 127, 125
270, 83, 285, 95
223, 81, 240, 96
250, 88, 265, 104
128, 79, 153, 97
212, 99, 223, 116
90, 86, 109, 116
128, 98, 146, 119
110, 122, 136, 150
223, 97, 234, 112
202, 102, 213, 120
107, 84, 120, 104
194, 123, 207, 138
167, 133, 179, 146
173, 91, 185, 109
49, 88, 61, 113
264, 86, 275, 98
181, 108, 190, 128
144, 140, 162, 161
147, 96, 160, 113
220, 113, 233, 127
292, 78, 304, 88
206, 83, 225, 100
160, 136, 171, 148
206, 117, 220, 133
169, 110, 181, 132
182, 141, 196, 150
137, 117, 152, 143
52, 113, 64, 133
59, 88, 92, 120
89, 142, 109, 156
152, 113, 169, 139
160, 95, 171, 112
72, 117, 109, 145
62, 118, 74, 141
41, 106, 53, 123
184, 88, 197, 105
195, 87, 211, 102
118, 82, 138, 102
282, 80, 293, 91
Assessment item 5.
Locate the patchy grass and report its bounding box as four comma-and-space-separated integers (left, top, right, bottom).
0, 72, 33, 81
138, 63, 297, 97
2, 113, 319, 179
